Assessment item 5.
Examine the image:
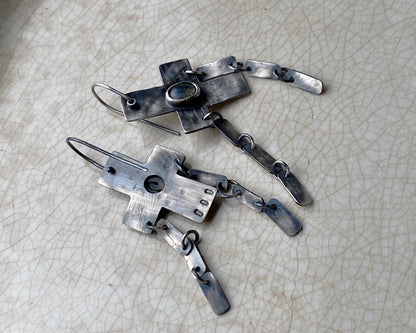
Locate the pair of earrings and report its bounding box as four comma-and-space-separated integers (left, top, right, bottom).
68, 56, 322, 314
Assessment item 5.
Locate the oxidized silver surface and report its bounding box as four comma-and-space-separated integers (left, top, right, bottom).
156, 219, 230, 315
210, 115, 313, 206
99, 145, 217, 234
264, 199, 303, 236
185, 167, 303, 236
243, 59, 323, 95
195, 56, 239, 81
121, 58, 250, 133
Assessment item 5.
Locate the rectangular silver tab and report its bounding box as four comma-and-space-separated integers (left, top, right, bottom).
264, 199, 302, 236
196, 56, 239, 81
243, 59, 323, 95
156, 220, 230, 315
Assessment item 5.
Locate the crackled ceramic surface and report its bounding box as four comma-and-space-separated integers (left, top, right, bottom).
1, 0, 415, 331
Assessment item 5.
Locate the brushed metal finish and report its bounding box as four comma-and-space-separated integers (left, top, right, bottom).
243, 59, 323, 95
99, 145, 217, 234
231, 183, 265, 213
121, 58, 250, 133
156, 219, 230, 315
264, 199, 303, 236
195, 56, 238, 81
211, 115, 313, 206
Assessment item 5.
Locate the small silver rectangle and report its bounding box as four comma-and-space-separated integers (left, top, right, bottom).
243, 59, 323, 95
196, 56, 238, 81
264, 199, 302, 236
243, 59, 281, 79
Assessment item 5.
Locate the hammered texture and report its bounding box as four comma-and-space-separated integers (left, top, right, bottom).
1, 0, 415, 331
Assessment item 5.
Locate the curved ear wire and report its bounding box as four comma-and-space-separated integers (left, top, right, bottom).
91, 83, 180, 136
66, 137, 148, 172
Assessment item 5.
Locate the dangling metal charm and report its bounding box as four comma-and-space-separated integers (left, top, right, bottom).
197, 58, 323, 95
66, 137, 302, 235
66, 137, 304, 314
91, 56, 322, 205
153, 219, 230, 315
66, 137, 228, 315
202, 112, 312, 206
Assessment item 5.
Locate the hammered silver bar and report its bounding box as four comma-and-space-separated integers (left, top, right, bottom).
211, 116, 313, 206
241, 143, 313, 206
231, 183, 265, 213
264, 199, 302, 236
243, 59, 323, 95
196, 56, 239, 81
156, 219, 230, 315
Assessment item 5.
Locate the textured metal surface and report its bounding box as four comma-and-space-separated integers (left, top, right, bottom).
196, 56, 239, 81
211, 115, 313, 206
98, 145, 217, 233
243, 59, 282, 79
242, 143, 313, 206
185, 167, 302, 234
243, 59, 323, 95
284, 69, 323, 95
264, 199, 302, 236
186, 168, 229, 189
120, 58, 250, 133
231, 183, 265, 212
156, 219, 230, 315
210, 115, 241, 146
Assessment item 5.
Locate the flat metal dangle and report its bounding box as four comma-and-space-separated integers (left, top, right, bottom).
66, 137, 303, 314
91, 56, 322, 206
66, 137, 228, 315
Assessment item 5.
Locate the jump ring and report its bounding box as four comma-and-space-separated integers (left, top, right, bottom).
228, 61, 247, 71
273, 160, 291, 177
216, 181, 241, 199
181, 230, 200, 250
203, 111, 223, 122
174, 158, 189, 176
191, 267, 209, 285
238, 133, 256, 150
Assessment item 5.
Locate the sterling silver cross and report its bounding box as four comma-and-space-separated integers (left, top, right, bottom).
98, 145, 217, 234
120, 57, 250, 133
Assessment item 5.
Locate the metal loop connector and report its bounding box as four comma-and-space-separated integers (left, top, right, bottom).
273, 160, 291, 177
280, 68, 295, 83
147, 221, 169, 231
181, 230, 200, 250
174, 158, 189, 176
238, 133, 256, 150
191, 267, 209, 285
216, 180, 241, 199
203, 111, 223, 122
228, 61, 248, 71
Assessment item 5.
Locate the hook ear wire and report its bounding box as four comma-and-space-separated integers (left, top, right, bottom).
66, 137, 104, 170
91, 83, 180, 136
66, 137, 148, 172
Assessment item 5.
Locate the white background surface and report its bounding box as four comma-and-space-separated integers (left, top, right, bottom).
1, 0, 415, 332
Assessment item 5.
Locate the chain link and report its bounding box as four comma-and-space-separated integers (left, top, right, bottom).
173, 151, 303, 236
201, 112, 312, 206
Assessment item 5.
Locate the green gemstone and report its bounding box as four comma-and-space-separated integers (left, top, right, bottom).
169, 82, 196, 100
